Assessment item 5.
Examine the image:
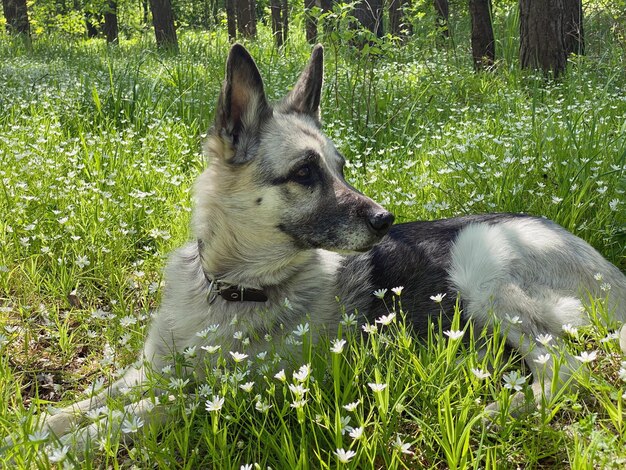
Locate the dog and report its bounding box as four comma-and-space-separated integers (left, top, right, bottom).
13, 44, 626, 451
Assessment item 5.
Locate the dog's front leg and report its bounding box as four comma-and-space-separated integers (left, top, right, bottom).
56, 397, 168, 453
43, 365, 147, 437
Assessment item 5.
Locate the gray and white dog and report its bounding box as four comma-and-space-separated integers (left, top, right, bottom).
29, 44, 626, 448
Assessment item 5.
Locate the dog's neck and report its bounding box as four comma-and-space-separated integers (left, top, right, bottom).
195, 236, 317, 290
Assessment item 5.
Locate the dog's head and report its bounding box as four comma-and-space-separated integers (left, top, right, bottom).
196, 45, 393, 258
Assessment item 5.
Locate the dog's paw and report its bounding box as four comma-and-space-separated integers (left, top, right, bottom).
482, 391, 537, 428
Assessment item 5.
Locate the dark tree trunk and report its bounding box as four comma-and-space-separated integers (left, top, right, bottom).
281, 0, 288, 44
85, 12, 100, 37
142, 0, 149, 25
236, 0, 256, 38
389, 0, 411, 37
434, 0, 449, 38
270, 0, 283, 46
103, 0, 118, 43
304, 0, 317, 43
563, 0, 584, 55
225, 0, 236, 40
469, 0, 495, 70
520, 0, 567, 76
149, 0, 178, 50
353, 0, 383, 37
2, 0, 30, 36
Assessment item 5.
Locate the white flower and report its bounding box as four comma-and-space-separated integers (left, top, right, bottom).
505, 314, 522, 325
239, 381, 254, 392
348, 426, 364, 439
362, 323, 378, 334
255, 400, 272, 412
47, 444, 70, 463
444, 330, 464, 340
331, 338, 347, 354
533, 354, 551, 365
288, 383, 309, 398
240, 464, 253, 470
393, 435, 414, 455
168, 377, 190, 389
536, 334, 553, 346
368, 383, 388, 392
372, 288, 388, 299
334, 448, 356, 463
471, 368, 490, 380
75, 255, 90, 269
290, 399, 308, 409
229, 351, 248, 363
293, 323, 309, 337
391, 286, 404, 296
205, 395, 225, 412
274, 369, 286, 382
339, 415, 351, 435
503, 371, 527, 391
341, 312, 358, 327
430, 293, 447, 303
201, 345, 221, 354
343, 400, 360, 412
618, 368, 626, 382
375, 312, 396, 326
562, 324, 579, 336
594, 273, 603, 281
197, 383, 212, 397
28, 430, 49, 442
121, 415, 144, 434
574, 350, 598, 363
600, 332, 619, 343
293, 364, 311, 383
183, 345, 197, 358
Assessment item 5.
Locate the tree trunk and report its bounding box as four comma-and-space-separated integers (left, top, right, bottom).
469, 0, 495, 70
304, 0, 317, 43
2, 0, 30, 36
85, 11, 100, 37
434, 0, 449, 38
270, 0, 283, 46
389, 0, 410, 37
236, 0, 256, 38
281, 0, 288, 44
519, 0, 567, 76
149, 0, 178, 50
142, 0, 149, 25
353, 0, 383, 37
225, 0, 236, 40
563, 0, 584, 55
103, 0, 118, 43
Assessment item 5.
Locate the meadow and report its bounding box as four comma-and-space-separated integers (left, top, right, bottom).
1, 6, 625, 469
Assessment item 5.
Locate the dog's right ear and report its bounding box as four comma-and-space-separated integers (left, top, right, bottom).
214, 44, 271, 163
280, 44, 324, 124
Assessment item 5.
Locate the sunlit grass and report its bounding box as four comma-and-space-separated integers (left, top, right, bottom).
1, 7, 625, 468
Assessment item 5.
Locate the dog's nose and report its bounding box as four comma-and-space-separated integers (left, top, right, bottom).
367, 211, 394, 237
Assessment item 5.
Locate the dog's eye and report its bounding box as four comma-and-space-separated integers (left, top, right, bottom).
291, 164, 314, 186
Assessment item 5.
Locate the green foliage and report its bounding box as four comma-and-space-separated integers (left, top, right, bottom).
1, 5, 625, 468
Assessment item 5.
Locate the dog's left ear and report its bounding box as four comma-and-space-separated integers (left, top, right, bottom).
280, 44, 324, 124
214, 44, 272, 164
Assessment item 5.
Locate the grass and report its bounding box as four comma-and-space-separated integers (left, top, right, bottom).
1, 5, 626, 468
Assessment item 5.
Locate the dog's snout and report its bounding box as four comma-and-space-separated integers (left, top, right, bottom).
367, 211, 394, 237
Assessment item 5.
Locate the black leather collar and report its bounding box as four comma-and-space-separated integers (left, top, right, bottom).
197, 240, 269, 303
